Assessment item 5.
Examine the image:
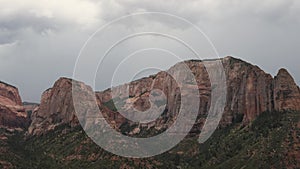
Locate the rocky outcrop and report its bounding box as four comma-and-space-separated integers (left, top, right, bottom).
0, 81, 28, 130
28, 77, 93, 135
222, 57, 275, 124
96, 62, 211, 133
0, 82, 22, 106
274, 68, 300, 111
28, 57, 300, 135
97, 56, 300, 132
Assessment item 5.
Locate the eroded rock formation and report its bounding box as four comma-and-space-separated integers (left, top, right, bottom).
28, 57, 300, 135
274, 68, 300, 111
0, 81, 28, 130
28, 77, 84, 135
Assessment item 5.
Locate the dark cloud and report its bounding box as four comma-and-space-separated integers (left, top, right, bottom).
0, 0, 299, 102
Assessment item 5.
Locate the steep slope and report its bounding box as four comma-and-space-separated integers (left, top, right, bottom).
1, 56, 300, 168
274, 68, 300, 111
28, 77, 91, 135
28, 57, 300, 137
0, 81, 22, 106
2, 110, 300, 168
0, 81, 29, 168
0, 81, 28, 130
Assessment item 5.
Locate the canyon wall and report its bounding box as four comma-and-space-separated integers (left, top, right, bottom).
0, 81, 28, 130
28, 57, 300, 135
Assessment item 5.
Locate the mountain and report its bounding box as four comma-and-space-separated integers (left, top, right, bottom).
0, 81, 30, 168
0, 81, 29, 130
28, 78, 83, 135
0, 56, 300, 168
28, 56, 300, 136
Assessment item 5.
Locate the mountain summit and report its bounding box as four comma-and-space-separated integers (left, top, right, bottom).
1, 56, 300, 168
26, 56, 300, 136
0, 81, 28, 130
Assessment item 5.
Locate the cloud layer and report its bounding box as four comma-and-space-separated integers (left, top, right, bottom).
0, 0, 299, 102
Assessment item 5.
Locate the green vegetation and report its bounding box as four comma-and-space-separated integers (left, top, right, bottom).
0, 110, 299, 168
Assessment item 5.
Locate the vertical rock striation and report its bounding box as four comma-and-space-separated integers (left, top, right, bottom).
273, 68, 300, 111
0, 81, 28, 130
28, 78, 82, 135
27, 57, 300, 135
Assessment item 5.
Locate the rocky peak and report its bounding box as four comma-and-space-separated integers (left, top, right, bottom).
275, 68, 297, 86
274, 68, 300, 111
0, 81, 28, 130
27, 57, 300, 136
0, 81, 22, 106
28, 77, 93, 135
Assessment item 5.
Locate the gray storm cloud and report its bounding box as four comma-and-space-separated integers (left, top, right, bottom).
0, 0, 299, 102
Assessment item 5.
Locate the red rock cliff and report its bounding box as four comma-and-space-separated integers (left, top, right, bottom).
28, 57, 300, 135
0, 81, 28, 130
28, 77, 93, 135
274, 68, 300, 111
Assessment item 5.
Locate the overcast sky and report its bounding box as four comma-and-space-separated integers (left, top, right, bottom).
0, 0, 299, 102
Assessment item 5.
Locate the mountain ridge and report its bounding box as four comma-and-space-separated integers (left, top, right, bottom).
26, 56, 300, 136
1, 56, 300, 168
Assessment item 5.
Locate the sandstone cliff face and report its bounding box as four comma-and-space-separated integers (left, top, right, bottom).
222, 57, 275, 124
96, 57, 300, 135
97, 57, 300, 129
28, 57, 300, 135
0, 81, 28, 130
0, 82, 22, 106
28, 78, 82, 135
274, 68, 300, 111
207, 57, 299, 124
96, 61, 211, 133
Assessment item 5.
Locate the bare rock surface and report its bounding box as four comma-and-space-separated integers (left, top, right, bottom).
28, 57, 300, 135
0, 81, 28, 130
28, 78, 83, 135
